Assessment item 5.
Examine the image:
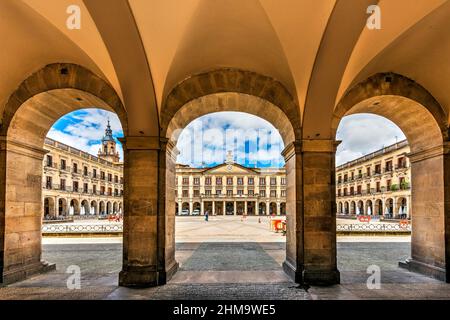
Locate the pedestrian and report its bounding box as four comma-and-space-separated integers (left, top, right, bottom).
205, 210, 209, 222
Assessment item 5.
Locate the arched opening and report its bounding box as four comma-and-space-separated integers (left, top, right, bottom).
0, 63, 127, 284
182, 202, 190, 214
106, 202, 112, 215
99, 201, 106, 215
356, 200, 364, 215
365, 200, 373, 216
113, 202, 118, 214
350, 201, 356, 215
259, 202, 267, 215
58, 198, 67, 216
90, 201, 97, 215
280, 203, 286, 215
159, 69, 300, 287
69, 199, 80, 216
81, 200, 90, 216
269, 202, 277, 215
43, 197, 55, 219
333, 73, 449, 283
175, 203, 179, 215
344, 202, 349, 215
193, 202, 201, 215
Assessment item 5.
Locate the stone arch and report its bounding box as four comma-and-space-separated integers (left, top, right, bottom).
350, 201, 356, 215
357, 200, 364, 215
259, 202, 266, 215
333, 73, 447, 153
365, 200, 373, 216
344, 202, 349, 215
193, 202, 201, 213
385, 198, 394, 216
161, 68, 300, 143
113, 202, 118, 214
99, 201, 106, 215
396, 197, 408, 218
106, 201, 112, 215
280, 202, 286, 215
374, 199, 383, 216
182, 202, 189, 213
0, 63, 127, 284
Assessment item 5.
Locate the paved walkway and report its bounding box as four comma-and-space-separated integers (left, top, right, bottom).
1, 217, 449, 300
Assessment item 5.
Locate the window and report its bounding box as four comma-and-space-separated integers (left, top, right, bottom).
227, 190, 233, 196
205, 177, 212, 185
237, 189, 244, 196
227, 177, 233, 185
73, 181, 79, 192
398, 157, 407, 169
93, 169, 97, 178
270, 177, 276, 185
259, 177, 266, 185
366, 167, 371, 176
237, 177, 243, 185
338, 176, 342, 183
270, 190, 276, 197
357, 185, 362, 195
248, 189, 254, 196
108, 173, 112, 182
205, 190, 211, 196
93, 184, 97, 194
73, 163, 78, 173
281, 190, 286, 197
216, 189, 222, 195
83, 183, 88, 193
386, 179, 392, 190
248, 177, 254, 185
46, 176, 52, 189
281, 178, 286, 185
120, 177, 123, 184
344, 174, 348, 182
260, 190, 266, 197
108, 187, 112, 196
60, 159, 66, 170
351, 172, 354, 180
115, 189, 119, 196
376, 182, 381, 192
375, 164, 381, 174
366, 184, 371, 193
100, 171, 105, 180
182, 177, 189, 185
100, 186, 105, 195
114, 175, 118, 183
337, 189, 341, 197
344, 188, 347, 196
216, 177, 222, 185
182, 190, 189, 197
46, 155, 53, 167
60, 179, 66, 191
194, 177, 200, 185
385, 160, 393, 172
350, 186, 354, 195
83, 166, 88, 176
194, 190, 200, 197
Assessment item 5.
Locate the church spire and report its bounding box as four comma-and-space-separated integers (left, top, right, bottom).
98, 120, 120, 163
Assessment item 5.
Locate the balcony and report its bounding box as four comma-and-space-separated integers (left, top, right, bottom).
44, 162, 58, 170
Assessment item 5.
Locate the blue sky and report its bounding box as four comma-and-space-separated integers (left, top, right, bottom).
47, 109, 124, 160
47, 110, 406, 167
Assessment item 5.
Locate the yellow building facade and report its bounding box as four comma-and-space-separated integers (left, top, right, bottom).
42, 123, 124, 218
175, 154, 286, 216
336, 140, 411, 219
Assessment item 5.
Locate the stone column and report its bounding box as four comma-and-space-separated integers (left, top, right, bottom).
256, 201, 259, 215
399, 143, 450, 282
200, 201, 204, 215
277, 202, 281, 216
119, 136, 177, 287
244, 201, 248, 215
282, 139, 340, 286
189, 201, 193, 215
0, 137, 55, 284
266, 200, 270, 215
223, 201, 225, 215
212, 201, 215, 215
234, 201, 237, 215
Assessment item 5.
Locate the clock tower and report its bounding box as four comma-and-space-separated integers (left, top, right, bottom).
98, 120, 120, 163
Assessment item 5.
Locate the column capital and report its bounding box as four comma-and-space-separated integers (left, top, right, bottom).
118, 136, 160, 150
282, 139, 341, 161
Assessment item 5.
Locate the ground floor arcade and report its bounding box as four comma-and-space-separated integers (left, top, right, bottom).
176, 199, 287, 216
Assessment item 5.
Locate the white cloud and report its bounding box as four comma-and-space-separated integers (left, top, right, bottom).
47, 109, 124, 161
336, 114, 406, 166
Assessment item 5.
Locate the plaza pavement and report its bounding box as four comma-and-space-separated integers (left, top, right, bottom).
1, 216, 449, 300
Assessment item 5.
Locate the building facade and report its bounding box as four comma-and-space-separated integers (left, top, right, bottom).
175, 152, 287, 215
336, 140, 411, 219
42, 122, 123, 218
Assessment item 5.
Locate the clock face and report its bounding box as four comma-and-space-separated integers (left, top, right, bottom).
227, 165, 232, 171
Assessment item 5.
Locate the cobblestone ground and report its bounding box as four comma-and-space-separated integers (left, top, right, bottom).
1, 217, 449, 300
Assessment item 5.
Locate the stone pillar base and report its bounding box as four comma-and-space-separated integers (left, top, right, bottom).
283, 260, 340, 286
1, 260, 56, 285
303, 269, 340, 286
158, 261, 179, 285
119, 266, 158, 288
282, 260, 303, 283
399, 258, 447, 282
